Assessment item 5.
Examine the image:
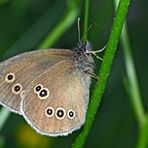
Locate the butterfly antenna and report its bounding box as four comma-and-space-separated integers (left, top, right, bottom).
80, 22, 97, 43
88, 22, 97, 32
77, 17, 81, 43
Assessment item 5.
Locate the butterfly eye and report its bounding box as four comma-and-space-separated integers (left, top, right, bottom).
45, 107, 54, 117
12, 83, 22, 94
55, 108, 66, 120
38, 88, 49, 100
5, 73, 15, 83
34, 84, 43, 94
67, 109, 75, 119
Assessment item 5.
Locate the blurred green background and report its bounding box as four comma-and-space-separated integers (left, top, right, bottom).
0, 0, 147, 148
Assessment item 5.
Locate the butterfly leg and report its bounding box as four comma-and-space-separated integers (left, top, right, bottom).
85, 45, 106, 61
84, 67, 98, 80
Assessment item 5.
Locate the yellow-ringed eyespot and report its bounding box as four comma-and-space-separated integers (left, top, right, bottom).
12, 83, 22, 94
5, 73, 15, 83
34, 84, 43, 94
38, 88, 49, 100
55, 107, 66, 120
67, 109, 76, 119
45, 107, 54, 117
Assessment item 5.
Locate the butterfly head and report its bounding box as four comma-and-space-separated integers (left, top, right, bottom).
74, 41, 92, 56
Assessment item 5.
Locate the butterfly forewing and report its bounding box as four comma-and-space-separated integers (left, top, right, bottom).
0, 49, 72, 114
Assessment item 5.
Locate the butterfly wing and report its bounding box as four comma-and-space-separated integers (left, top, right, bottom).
0, 49, 72, 114
21, 59, 91, 136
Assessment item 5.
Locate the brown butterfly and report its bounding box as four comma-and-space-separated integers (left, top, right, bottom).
0, 17, 105, 136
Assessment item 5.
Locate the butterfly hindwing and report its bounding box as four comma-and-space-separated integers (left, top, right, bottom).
21, 59, 91, 136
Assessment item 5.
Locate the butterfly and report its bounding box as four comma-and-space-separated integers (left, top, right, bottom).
0, 40, 102, 136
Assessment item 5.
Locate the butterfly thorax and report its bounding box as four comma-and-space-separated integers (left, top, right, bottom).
72, 41, 94, 75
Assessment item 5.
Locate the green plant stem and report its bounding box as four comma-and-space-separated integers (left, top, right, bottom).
121, 22, 148, 148
122, 23, 145, 125
72, 0, 131, 147
82, 0, 89, 43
